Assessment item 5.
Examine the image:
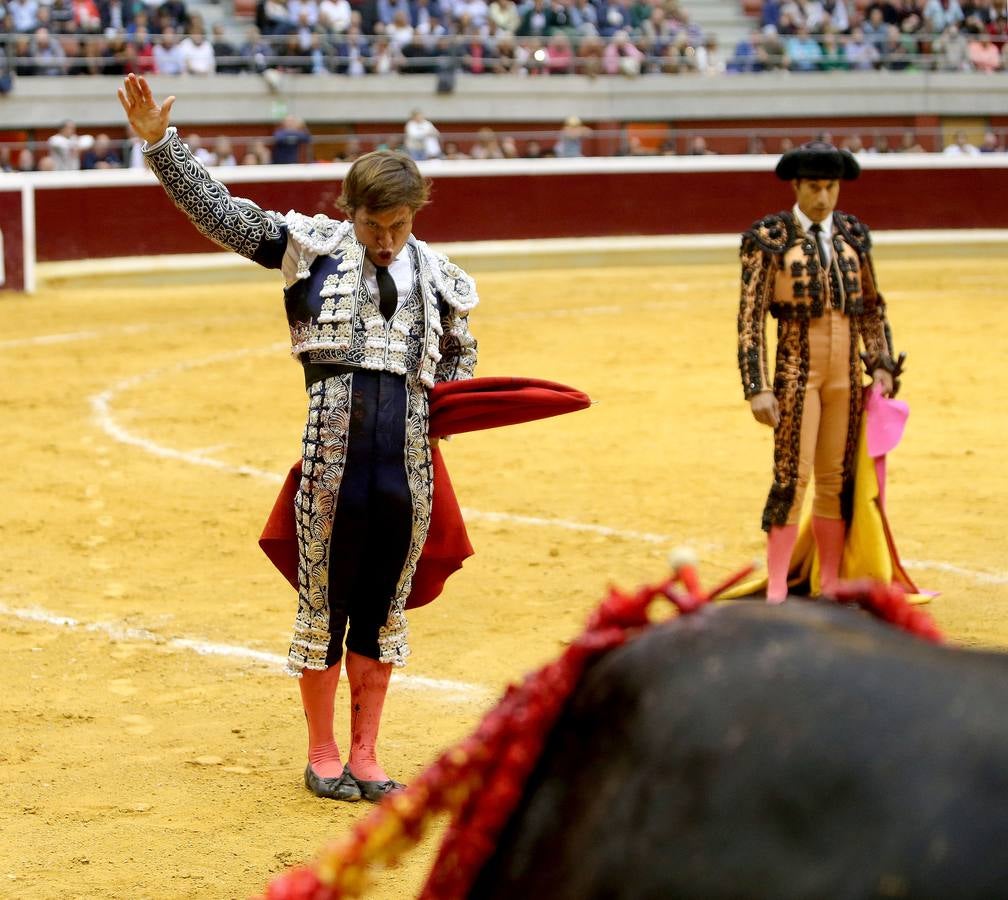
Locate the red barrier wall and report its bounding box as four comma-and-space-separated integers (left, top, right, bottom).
0, 190, 24, 291
28, 163, 1008, 264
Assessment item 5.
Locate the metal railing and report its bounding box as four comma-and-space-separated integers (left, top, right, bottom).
1, 27, 1007, 78
2, 124, 1004, 172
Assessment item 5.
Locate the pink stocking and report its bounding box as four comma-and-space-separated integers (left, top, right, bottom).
299, 663, 343, 778
766, 524, 798, 604
812, 515, 846, 596
346, 650, 393, 782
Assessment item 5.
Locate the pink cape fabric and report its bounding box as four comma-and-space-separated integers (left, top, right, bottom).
258, 377, 591, 609
865, 385, 910, 510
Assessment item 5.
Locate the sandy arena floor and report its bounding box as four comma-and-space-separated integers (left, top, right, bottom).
2, 246, 1007, 899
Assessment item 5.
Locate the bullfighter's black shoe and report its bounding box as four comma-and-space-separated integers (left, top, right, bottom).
304, 763, 362, 802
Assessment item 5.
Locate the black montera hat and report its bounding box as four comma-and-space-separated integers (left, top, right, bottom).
775, 141, 861, 181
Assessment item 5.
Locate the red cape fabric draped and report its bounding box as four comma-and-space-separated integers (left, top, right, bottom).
258, 377, 591, 609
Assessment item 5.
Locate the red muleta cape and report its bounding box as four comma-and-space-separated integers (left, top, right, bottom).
259, 377, 591, 609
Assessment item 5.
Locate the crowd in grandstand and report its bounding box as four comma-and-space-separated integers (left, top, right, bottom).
1, 0, 1007, 76
748, 0, 1008, 72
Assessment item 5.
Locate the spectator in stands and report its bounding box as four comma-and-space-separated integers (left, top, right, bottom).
240, 24, 273, 72
761, 0, 782, 29
500, 135, 519, 157
272, 115, 312, 163
403, 109, 440, 160
319, 0, 351, 32
179, 22, 216, 73
598, 0, 633, 36
438, 140, 463, 159
412, 0, 445, 38
153, 25, 185, 73
965, 0, 996, 27
747, 135, 767, 154
819, 27, 847, 68
157, 0, 187, 30
332, 23, 370, 74
943, 130, 980, 154
571, 0, 599, 34
101, 28, 132, 74
603, 28, 644, 74
99, 0, 133, 31
553, 115, 590, 156
11, 35, 33, 76
212, 136, 238, 165
517, 0, 555, 36
728, 28, 764, 72
695, 35, 725, 74
545, 31, 575, 73
880, 23, 913, 67
377, 0, 409, 25
81, 132, 123, 168
967, 29, 1000, 71
369, 34, 397, 74
182, 132, 213, 165
47, 120, 90, 169
759, 24, 788, 69
48, 0, 75, 33
30, 26, 70, 74
289, 0, 319, 27
260, 0, 293, 35
16, 147, 36, 171
785, 22, 822, 70
9, 0, 38, 32
978, 130, 1002, 152
469, 126, 503, 158
843, 25, 880, 68
934, 22, 970, 68
399, 32, 436, 72
461, 19, 499, 73
249, 137, 272, 163
896, 129, 926, 151
820, 0, 849, 33
688, 135, 716, 155
862, 7, 888, 47
923, 0, 964, 32
489, 0, 520, 33
0, 147, 13, 173
386, 8, 414, 48
210, 22, 241, 72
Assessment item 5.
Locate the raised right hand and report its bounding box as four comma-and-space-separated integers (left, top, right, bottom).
749, 391, 780, 428
117, 73, 175, 146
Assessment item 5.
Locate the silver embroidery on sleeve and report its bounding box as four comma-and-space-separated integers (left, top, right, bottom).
144, 127, 282, 260
286, 372, 353, 675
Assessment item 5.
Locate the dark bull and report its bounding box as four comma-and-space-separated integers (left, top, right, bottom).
470, 600, 1008, 899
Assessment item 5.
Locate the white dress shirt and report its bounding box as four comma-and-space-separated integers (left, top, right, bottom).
362, 246, 414, 314
793, 203, 833, 265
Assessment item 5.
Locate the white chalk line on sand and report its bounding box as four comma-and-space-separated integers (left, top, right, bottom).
89, 349, 1008, 586
89, 344, 721, 551
89, 347, 1008, 585
0, 602, 488, 700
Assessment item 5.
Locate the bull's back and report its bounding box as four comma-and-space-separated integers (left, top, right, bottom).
470, 600, 1008, 900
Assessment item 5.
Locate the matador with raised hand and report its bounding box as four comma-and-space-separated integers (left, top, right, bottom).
118, 75, 477, 803
737, 140, 904, 603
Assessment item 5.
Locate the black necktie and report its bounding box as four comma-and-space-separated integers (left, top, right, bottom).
375, 265, 397, 321
809, 223, 829, 269
811, 223, 842, 310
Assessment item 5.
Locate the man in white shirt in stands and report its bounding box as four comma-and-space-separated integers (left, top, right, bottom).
178, 24, 217, 75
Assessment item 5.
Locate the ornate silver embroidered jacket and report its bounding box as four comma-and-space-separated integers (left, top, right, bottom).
144, 128, 478, 669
